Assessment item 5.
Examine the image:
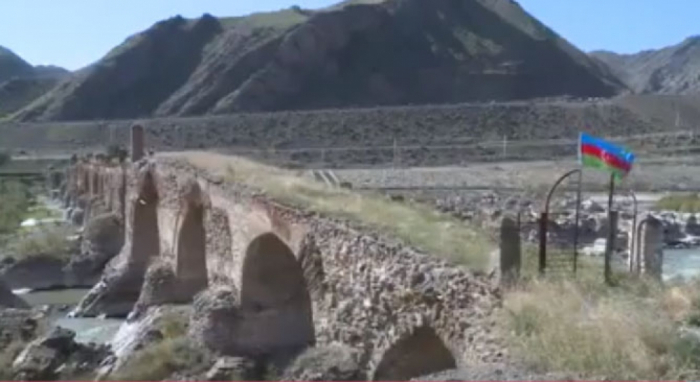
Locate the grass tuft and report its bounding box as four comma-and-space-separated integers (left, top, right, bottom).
172, 152, 494, 270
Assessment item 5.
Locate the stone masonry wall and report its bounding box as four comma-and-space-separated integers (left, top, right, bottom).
64, 154, 504, 378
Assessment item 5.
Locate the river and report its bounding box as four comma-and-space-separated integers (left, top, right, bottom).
11, 195, 125, 345
14, 288, 124, 344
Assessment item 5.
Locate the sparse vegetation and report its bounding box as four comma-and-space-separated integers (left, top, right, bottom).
179, 152, 494, 269
109, 337, 212, 381
109, 310, 212, 381
0, 180, 30, 235
502, 248, 700, 380
656, 193, 700, 213
6, 224, 75, 261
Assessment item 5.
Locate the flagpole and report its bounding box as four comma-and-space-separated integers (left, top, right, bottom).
604, 172, 615, 285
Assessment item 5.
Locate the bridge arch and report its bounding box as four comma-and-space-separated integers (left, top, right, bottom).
372, 325, 457, 381
240, 232, 315, 356
175, 180, 208, 300
131, 168, 160, 266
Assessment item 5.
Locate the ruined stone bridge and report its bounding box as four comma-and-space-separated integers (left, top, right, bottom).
58, 144, 502, 380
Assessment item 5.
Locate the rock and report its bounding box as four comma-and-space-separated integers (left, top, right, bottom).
134, 261, 189, 312
282, 344, 365, 381
71, 208, 85, 226
0, 278, 29, 309
188, 286, 241, 355
0, 256, 69, 291
205, 356, 258, 381
686, 215, 700, 236
10, 326, 112, 381
65, 212, 124, 285
582, 199, 606, 213
0, 309, 42, 348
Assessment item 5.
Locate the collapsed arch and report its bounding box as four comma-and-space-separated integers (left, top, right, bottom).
240, 232, 315, 356
175, 180, 208, 300
373, 326, 457, 381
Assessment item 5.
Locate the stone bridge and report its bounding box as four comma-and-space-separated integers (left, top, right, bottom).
58, 146, 502, 380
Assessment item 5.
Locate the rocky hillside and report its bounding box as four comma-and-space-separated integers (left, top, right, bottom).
12, 0, 625, 122
0, 46, 69, 117
591, 36, 700, 95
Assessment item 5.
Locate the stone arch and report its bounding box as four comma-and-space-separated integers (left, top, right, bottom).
130, 168, 160, 268
372, 326, 457, 381
175, 179, 208, 300
240, 232, 315, 357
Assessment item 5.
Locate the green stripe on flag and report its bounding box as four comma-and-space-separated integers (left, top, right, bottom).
581, 154, 626, 180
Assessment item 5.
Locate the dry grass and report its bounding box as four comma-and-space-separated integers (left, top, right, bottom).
171, 151, 494, 270
502, 272, 700, 380
656, 193, 700, 213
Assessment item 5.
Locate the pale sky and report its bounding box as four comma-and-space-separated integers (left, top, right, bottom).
0, 0, 697, 71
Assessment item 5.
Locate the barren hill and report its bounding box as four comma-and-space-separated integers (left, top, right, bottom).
12, 0, 625, 122
0, 46, 69, 117
591, 36, 700, 95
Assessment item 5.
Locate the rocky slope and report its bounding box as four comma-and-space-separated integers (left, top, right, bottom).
0, 46, 69, 117
591, 36, 700, 95
12, 0, 626, 122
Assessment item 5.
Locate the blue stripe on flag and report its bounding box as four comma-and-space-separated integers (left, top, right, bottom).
580, 132, 635, 165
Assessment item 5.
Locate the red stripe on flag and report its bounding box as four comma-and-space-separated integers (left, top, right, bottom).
581, 143, 631, 172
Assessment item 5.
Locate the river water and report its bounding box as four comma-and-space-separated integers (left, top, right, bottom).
10, 195, 125, 345
14, 288, 124, 344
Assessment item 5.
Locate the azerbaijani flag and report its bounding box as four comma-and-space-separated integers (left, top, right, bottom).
578, 132, 635, 180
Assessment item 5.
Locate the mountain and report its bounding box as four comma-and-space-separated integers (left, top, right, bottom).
0, 46, 70, 117
0, 46, 34, 83
12, 0, 626, 122
591, 36, 700, 95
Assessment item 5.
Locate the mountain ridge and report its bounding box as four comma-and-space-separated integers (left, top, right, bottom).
590, 36, 700, 95
10, 0, 627, 122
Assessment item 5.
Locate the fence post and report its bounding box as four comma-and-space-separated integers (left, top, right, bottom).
640, 215, 664, 281
538, 212, 548, 275
500, 214, 521, 287
604, 210, 619, 285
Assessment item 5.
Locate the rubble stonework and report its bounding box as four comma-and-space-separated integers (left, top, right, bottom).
61, 154, 505, 378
